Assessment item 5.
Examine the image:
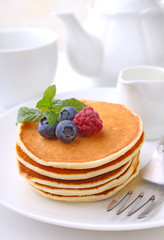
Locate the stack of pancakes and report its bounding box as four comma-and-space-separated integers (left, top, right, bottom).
16, 100, 144, 202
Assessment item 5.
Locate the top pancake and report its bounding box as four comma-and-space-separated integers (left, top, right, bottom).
16, 100, 143, 169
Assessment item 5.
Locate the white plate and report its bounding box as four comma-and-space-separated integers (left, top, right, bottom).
0, 87, 163, 231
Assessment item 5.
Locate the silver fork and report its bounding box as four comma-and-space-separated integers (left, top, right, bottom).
107, 137, 164, 219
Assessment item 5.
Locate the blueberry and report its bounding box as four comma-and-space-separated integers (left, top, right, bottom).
59, 106, 77, 121
38, 117, 59, 139
56, 120, 78, 143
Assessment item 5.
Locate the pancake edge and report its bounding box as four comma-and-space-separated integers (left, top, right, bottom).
30, 162, 140, 202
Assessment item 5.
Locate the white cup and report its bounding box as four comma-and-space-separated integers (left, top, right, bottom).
0, 28, 58, 109
117, 65, 164, 140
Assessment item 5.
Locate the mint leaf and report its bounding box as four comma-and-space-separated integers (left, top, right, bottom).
17, 107, 43, 123
60, 98, 87, 112
35, 102, 50, 111
36, 85, 56, 110
44, 110, 58, 127
50, 99, 63, 109
51, 98, 87, 114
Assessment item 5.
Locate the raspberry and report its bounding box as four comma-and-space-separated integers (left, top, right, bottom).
73, 107, 103, 136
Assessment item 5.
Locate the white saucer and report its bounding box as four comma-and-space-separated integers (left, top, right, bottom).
0, 87, 163, 231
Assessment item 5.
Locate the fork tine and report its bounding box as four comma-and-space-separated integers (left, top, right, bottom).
127, 195, 155, 216
106, 189, 132, 211
138, 197, 164, 219
116, 191, 144, 215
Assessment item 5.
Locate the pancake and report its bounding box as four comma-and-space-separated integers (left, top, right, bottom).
16, 100, 144, 202
17, 157, 132, 189
16, 100, 143, 169
16, 132, 144, 180
30, 162, 140, 202
28, 153, 139, 196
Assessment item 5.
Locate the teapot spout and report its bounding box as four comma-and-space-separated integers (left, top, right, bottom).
55, 13, 103, 77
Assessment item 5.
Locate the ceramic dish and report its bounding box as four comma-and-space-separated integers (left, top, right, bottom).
0, 87, 163, 231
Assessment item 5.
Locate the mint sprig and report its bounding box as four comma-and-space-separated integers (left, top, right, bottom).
17, 107, 43, 123
43, 110, 58, 127
36, 85, 57, 110
17, 85, 87, 127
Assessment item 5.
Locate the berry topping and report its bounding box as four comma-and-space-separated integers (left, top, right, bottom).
38, 117, 59, 139
59, 106, 77, 121
73, 107, 103, 136
56, 120, 78, 143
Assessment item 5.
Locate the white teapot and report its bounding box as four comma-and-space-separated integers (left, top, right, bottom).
56, 0, 164, 86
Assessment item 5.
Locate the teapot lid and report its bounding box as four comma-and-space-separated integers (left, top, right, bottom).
93, 0, 160, 14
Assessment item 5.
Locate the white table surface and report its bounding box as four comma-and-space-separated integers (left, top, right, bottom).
1, 52, 164, 240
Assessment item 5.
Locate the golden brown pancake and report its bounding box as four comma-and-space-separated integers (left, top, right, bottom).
17, 157, 132, 189
30, 162, 140, 202
16, 132, 144, 180
28, 153, 139, 196
16, 100, 143, 169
